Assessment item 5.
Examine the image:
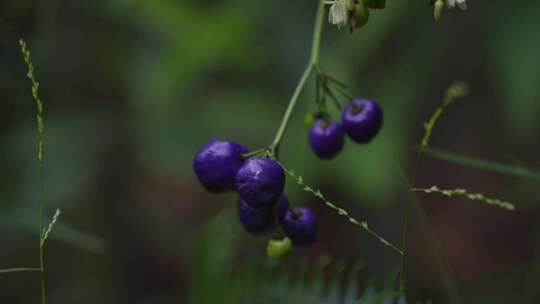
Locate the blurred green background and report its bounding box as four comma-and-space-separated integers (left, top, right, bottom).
1, 0, 539, 303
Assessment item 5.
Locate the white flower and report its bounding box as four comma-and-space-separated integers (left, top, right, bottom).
325, 0, 356, 28
447, 0, 467, 10
328, 1, 348, 27
456, 0, 467, 10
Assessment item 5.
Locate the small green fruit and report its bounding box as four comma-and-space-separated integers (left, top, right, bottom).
304, 112, 316, 128
267, 237, 292, 258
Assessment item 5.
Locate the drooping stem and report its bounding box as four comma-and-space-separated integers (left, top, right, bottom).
269, 0, 325, 157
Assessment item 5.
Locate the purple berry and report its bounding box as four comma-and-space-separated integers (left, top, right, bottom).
281, 207, 317, 246
193, 140, 248, 193
308, 119, 345, 159
342, 98, 383, 143
237, 198, 275, 234
235, 157, 285, 209
276, 194, 290, 224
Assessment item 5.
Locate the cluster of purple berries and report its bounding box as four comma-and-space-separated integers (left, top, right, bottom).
193, 141, 317, 247
308, 98, 383, 159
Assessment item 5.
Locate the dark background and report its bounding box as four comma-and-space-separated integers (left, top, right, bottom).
1, 0, 539, 303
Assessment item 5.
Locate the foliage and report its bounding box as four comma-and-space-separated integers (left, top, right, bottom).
189, 210, 406, 304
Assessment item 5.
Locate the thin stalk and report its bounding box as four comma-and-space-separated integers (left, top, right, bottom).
400, 82, 468, 300
37, 64, 47, 304
35, 53, 47, 304
399, 152, 423, 289
401, 170, 462, 303
309, 0, 325, 66
269, 0, 325, 156
20, 39, 47, 304
0, 267, 42, 274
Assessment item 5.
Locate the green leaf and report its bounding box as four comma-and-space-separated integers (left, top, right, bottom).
421, 147, 540, 182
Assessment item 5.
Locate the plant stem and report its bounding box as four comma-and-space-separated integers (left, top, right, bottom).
269, 65, 313, 157
309, 0, 325, 66
400, 82, 468, 299
20, 38, 48, 304
401, 171, 462, 303
0, 267, 42, 274
399, 152, 423, 290
38, 93, 47, 304
269, 0, 325, 157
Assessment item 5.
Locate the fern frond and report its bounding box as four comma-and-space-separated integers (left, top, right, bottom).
234, 256, 399, 304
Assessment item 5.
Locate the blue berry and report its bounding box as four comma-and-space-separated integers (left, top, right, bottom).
308, 119, 345, 159
235, 157, 285, 209
281, 207, 317, 246
276, 194, 290, 224
342, 98, 383, 143
193, 140, 248, 193
237, 198, 275, 234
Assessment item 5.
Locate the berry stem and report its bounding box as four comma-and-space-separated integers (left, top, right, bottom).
269, 0, 325, 157
241, 148, 268, 159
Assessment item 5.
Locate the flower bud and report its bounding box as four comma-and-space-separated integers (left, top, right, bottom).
456, 0, 467, 10
434, 0, 444, 21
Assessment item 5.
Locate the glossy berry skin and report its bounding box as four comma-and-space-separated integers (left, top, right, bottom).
281, 207, 317, 246
193, 140, 248, 193
235, 157, 285, 209
342, 98, 383, 143
237, 198, 275, 234
308, 119, 345, 159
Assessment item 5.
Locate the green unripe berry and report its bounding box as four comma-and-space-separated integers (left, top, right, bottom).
267, 237, 292, 258
304, 112, 316, 128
